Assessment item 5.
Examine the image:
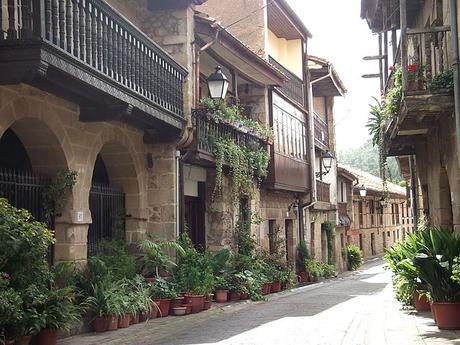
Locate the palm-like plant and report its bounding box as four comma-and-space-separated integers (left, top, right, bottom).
366, 97, 386, 147
138, 234, 185, 278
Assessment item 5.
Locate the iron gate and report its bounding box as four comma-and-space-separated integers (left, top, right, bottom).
0, 168, 54, 263
88, 183, 125, 256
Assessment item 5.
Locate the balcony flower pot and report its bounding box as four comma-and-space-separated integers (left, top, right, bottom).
158, 298, 171, 317
118, 313, 131, 328
228, 291, 241, 302
37, 329, 58, 345
271, 281, 281, 293
413, 291, 430, 312
130, 312, 140, 325
93, 316, 108, 333
431, 302, 460, 329
240, 292, 249, 300
189, 295, 205, 313
299, 271, 309, 284
106, 315, 118, 331
215, 289, 228, 303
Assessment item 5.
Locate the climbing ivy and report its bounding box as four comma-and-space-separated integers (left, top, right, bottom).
42, 170, 78, 223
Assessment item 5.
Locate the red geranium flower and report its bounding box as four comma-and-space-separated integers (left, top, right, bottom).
407, 64, 417, 73
389, 65, 396, 71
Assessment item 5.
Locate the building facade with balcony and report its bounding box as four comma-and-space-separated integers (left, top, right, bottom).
361, 0, 460, 232
0, 0, 205, 263
339, 165, 413, 259
197, 0, 313, 262
304, 56, 346, 268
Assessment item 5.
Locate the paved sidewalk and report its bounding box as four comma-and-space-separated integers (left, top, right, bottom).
58, 259, 460, 345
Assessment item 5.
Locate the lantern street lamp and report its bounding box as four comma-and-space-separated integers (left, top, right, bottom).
316, 150, 334, 177
207, 66, 229, 100
359, 184, 367, 198
379, 197, 386, 207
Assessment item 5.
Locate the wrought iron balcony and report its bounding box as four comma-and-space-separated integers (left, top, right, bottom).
0, 0, 187, 132
268, 56, 306, 108
191, 109, 268, 162
316, 179, 330, 203
314, 112, 329, 150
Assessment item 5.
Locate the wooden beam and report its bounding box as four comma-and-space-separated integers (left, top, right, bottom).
406, 25, 451, 35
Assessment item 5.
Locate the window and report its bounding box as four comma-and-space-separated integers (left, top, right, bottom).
273, 96, 307, 161
395, 204, 400, 225
338, 180, 347, 203
359, 234, 363, 250
369, 200, 375, 226
358, 201, 364, 228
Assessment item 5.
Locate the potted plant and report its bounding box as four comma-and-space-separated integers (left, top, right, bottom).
296, 242, 310, 283
214, 276, 230, 303
36, 286, 83, 345
411, 228, 460, 329
129, 278, 153, 323
305, 259, 320, 283
149, 278, 177, 317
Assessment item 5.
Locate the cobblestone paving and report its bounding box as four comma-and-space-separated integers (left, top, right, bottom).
59, 259, 460, 345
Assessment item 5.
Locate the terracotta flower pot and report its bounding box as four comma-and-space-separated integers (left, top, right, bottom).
150, 301, 160, 319
144, 277, 156, 283
169, 297, 185, 314
203, 300, 211, 310
173, 307, 187, 316
37, 329, 57, 345
310, 275, 318, 283
261, 282, 271, 295
18, 335, 33, 345
189, 295, 205, 313
106, 314, 118, 331
158, 298, 171, 317
240, 292, 249, 300
299, 271, 309, 283
5, 339, 15, 345
431, 302, 460, 330
413, 291, 431, 312
228, 291, 241, 302
94, 316, 108, 332
215, 289, 228, 303
118, 313, 131, 328
130, 312, 140, 324
139, 312, 149, 322
271, 281, 281, 293
183, 303, 192, 314
431, 302, 437, 323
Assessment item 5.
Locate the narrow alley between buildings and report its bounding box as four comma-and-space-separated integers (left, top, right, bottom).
59, 260, 460, 345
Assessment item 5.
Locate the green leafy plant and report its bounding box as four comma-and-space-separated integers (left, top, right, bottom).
296, 242, 310, 274
94, 240, 137, 281
148, 278, 178, 300
138, 233, 185, 278
345, 244, 363, 271
427, 68, 454, 91
86, 280, 123, 318
42, 170, 78, 223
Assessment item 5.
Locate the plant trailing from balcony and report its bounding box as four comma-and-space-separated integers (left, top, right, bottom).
200, 98, 274, 142
212, 136, 269, 202
427, 68, 454, 91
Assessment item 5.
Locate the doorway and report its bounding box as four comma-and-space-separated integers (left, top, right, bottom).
184, 182, 206, 250
371, 233, 376, 256
285, 219, 294, 263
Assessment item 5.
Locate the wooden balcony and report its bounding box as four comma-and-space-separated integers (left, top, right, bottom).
316, 180, 330, 203
314, 112, 329, 150
0, 0, 187, 136
385, 26, 454, 156
191, 109, 268, 164
269, 56, 306, 108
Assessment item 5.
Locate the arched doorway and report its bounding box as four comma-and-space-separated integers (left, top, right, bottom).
87, 141, 140, 256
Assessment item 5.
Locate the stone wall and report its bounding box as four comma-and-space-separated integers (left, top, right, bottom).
0, 84, 177, 263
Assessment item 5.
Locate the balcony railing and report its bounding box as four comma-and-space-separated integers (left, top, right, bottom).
268, 56, 306, 108
313, 112, 329, 149
0, 0, 186, 120
192, 109, 267, 159
404, 26, 451, 92
316, 180, 330, 203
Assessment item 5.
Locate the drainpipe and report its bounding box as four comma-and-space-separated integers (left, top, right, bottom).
449, 0, 460, 171
175, 150, 181, 239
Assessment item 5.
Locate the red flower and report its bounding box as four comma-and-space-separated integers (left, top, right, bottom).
407, 64, 417, 73
389, 65, 396, 71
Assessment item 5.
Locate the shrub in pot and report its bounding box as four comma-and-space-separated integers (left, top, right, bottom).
411, 228, 460, 329
345, 244, 363, 271
296, 242, 310, 282
87, 280, 122, 332
149, 278, 177, 317
36, 286, 84, 344
214, 276, 230, 302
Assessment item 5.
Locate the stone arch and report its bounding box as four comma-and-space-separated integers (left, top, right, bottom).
85, 128, 147, 247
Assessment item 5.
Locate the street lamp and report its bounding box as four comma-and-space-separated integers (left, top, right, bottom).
359, 184, 367, 197
207, 66, 229, 100
316, 150, 334, 177
379, 197, 386, 207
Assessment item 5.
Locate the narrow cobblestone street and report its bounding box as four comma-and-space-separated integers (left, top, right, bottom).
59, 260, 460, 345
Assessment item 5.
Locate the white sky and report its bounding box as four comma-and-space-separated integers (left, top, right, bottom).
287, 0, 382, 150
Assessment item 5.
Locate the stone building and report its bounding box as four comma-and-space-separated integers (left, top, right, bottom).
339, 165, 413, 259
0, 0, 208, 264
304, 56, 346, 268
360, 0, 460, 233
197, 0, 314, 263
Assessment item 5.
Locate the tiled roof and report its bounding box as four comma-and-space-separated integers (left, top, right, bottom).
338, 163, 407, 197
